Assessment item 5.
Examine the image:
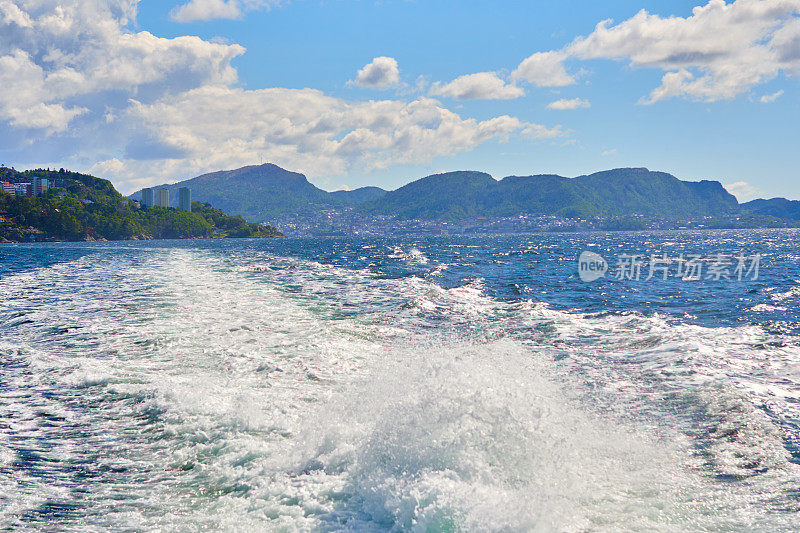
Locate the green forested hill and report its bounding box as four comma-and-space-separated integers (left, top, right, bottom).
361, 168, 740, 220
0, 167, 281, 242
359, 171, 497, 220
329, 186, 388, 205
132, 164, 390, 221
742, 198, 800, 220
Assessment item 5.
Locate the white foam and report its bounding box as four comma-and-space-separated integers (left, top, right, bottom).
0, 246, 798, 530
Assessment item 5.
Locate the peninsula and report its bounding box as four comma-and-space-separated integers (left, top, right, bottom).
0, 167, 282, 242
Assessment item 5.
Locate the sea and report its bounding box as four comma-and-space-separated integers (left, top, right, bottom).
1, 230, 799, 532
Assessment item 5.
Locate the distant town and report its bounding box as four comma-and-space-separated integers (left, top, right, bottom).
270, 207, 795, 237
1, 176, 53, 198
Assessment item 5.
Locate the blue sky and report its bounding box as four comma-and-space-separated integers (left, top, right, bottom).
1, 0, 798, 199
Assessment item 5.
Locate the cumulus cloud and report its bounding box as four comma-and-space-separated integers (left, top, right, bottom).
0, 2, 564, 192
521, 123, 568, 139
511, 51, 576, 87
725, 181, 761, 201
0, 1, 32, 26
572, 0, 800, 103
170, 0, 283, 23
512, 0, 800, 103
760, 89, 784, 102
547, 97, 591, 110
429, 72, 524, 100
0, 0, 243, 133
171, 0, 241, 22
105, 87, 562, 191
0, 49, 87, 132
350, 56, 400, 89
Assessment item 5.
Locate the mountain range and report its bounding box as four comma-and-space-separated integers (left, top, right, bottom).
132, 164, 799, 223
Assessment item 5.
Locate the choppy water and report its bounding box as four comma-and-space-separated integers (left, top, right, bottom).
1, 230, 799, 531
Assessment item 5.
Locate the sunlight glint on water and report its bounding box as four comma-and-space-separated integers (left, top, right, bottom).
1, 235, 799, 531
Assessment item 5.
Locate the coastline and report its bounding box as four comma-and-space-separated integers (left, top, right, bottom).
0, 233, 284, 244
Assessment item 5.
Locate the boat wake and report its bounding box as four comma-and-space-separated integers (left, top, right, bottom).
0, 245, 799, 530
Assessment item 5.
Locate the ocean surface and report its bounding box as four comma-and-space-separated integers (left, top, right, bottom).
1, 230, 799, 531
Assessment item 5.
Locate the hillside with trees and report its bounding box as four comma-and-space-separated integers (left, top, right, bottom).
360, 168, 741, 220
0, 167, 282, 242
130, 164, 388, 221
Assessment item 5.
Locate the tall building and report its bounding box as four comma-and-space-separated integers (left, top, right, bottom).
33, 177, 49, 195
156, 188, 169, 208
178, 187, 191, 212
141, 188, 154, 207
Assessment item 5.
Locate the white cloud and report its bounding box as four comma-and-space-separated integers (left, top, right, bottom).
429, 72, 524, 100
760, 89, 784, 102
170, 0, 283, 23
0, 0, 32, 27
601, 148, 617, 156
569, 0, 800, 103
350, 56, 400, 89
521, 123, 568, 139
510, 51, 576, 87
1, 1, 565, 192
512, 0, 800, 103
0, 0, 244, 133
0, 49, 87, 132
106, 87, 563, 191
725, 181, 761, 201
547, 97, 591, 110
171, 0, 241, 22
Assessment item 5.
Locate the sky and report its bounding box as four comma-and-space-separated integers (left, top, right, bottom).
0, 0, 798, 200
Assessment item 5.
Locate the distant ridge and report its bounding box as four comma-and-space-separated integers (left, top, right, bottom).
361, 167, 739, 220
741, 198, 800, 220
329, 186, 387, 205
132, 163, 797, 223
131, 164, 388, 221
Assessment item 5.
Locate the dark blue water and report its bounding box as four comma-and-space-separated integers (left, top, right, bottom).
260, 230, 799, 331
4, 229, 796, 330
